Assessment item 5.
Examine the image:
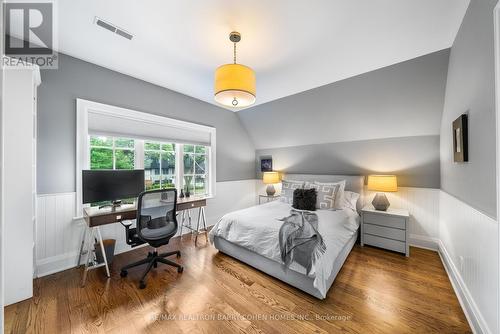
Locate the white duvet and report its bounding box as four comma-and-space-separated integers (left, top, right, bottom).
209, 200, 359, 297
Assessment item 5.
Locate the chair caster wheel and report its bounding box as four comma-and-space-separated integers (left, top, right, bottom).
177, 266, 184, 273
139, 281, 146, 289
176, 251, 181, 258
120, 270, 128, 277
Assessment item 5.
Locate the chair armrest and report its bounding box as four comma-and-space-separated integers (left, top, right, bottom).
120, 220, 134, 228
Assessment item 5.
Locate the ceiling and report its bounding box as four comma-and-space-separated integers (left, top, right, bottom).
45, 0, 469, 110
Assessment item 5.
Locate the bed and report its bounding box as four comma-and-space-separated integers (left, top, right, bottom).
209, 174, 365, 299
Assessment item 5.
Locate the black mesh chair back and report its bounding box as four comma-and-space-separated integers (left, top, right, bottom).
136, 188, 178, 247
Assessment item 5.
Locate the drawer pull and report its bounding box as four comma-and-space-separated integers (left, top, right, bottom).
116, 215, 122, 220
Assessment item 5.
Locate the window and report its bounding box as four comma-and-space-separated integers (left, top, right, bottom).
77, 99, 216, 214
88, 136, 209, 195
90, 136, 135, 170
183, 144, 208, 195
144, 141, 176, 190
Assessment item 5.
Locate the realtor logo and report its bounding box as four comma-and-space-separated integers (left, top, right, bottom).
3, 1, 57, 68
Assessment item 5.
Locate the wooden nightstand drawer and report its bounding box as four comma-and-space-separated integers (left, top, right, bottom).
364, 223, 406, 241
364, 234, 406, 253
363, 212, 406, 229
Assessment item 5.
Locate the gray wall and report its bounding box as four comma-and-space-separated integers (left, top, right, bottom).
240, 49, 450, 188
440, 0, 497, 218
38, 53, 255, 194
239, 49, 450, 149
256, 135, 440, 188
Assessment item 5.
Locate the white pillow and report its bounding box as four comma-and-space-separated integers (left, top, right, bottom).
342, 191, 360, 212
314, 180, 346, 210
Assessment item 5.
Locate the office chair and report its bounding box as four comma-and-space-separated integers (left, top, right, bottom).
120, 188, 183, 289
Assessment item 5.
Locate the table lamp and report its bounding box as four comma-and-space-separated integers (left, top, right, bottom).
367, 175, 398, 211
263, 172, 280, 196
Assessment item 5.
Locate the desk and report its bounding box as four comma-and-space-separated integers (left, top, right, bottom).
79, 196, 208, 286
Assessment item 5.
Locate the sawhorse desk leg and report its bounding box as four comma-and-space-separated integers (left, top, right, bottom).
80, 225, 111, 287
194, 206, 208, 245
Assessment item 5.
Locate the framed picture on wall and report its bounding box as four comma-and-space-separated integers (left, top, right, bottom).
452, 114, 468, 162
260, 157, 273, 172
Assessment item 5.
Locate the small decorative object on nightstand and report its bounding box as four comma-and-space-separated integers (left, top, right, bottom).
263, 171, 280, 196
361, 205, 410, 257
258, 194, 280, 204
367, 175, 398, 211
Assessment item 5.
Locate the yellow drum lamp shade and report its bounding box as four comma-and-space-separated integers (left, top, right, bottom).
367, 175, 398, 192
263, 172, 280, 184
214, 63, 256, 108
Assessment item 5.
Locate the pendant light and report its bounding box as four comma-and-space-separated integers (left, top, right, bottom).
214, 32, 256, 108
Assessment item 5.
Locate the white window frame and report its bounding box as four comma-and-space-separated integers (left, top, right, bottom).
143, 140, 177, 190
76, 99, 216, 216
88, 136, 136, 170
181, 144, 209, 195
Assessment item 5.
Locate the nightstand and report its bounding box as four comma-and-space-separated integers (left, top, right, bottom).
258, 194, 280, 204
361, 205, 410, 257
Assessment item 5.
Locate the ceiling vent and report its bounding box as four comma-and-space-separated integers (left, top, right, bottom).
94, 17, 133, 40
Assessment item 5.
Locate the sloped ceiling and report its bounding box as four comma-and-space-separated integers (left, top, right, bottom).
239, 49, 451, 149
14, 0, 469, 110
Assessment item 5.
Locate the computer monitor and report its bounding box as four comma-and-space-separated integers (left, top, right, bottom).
82, 170, 145, 205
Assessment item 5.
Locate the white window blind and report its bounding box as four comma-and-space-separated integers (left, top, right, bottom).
87, 110, 212, 146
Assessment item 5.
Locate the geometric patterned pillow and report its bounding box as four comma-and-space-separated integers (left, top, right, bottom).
314, 180, 346, 210
279, 180, 304, 205
304, 181, 340, 209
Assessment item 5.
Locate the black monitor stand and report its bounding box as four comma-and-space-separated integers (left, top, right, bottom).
99, 200, 122, 210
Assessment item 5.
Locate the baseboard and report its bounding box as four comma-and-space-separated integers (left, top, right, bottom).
36, 241, 145, 277
438, 239, 490, 334
409, 234, 439, 251
36, 252, 80, 277
35, 226, 216, 278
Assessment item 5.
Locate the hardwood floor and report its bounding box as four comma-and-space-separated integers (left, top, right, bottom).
5, 235, 471, 334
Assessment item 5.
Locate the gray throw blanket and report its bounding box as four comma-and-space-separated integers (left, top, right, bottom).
278, 210, 326, 275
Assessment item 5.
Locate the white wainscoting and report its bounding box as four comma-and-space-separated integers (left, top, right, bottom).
36, 192, 79, 277
439, 191, 498, 334
35, 179, 258, 277
364, 187, 440, 250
